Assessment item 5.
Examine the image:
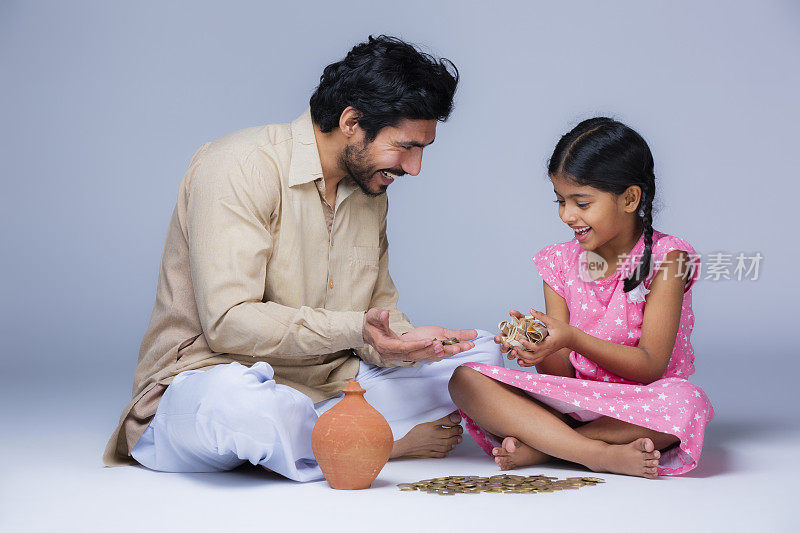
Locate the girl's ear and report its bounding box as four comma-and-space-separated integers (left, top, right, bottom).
622, 185, 642, 213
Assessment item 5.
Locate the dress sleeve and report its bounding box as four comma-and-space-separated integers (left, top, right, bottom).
645, 235, 701, 292
532, 243, 567, 298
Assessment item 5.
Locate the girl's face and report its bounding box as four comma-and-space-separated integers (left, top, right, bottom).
550, 173, 641, 254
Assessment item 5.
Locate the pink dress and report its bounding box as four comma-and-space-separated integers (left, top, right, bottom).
462, 230, 714, 475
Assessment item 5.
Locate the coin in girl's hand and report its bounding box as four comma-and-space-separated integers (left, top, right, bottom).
498, 315, 549, 347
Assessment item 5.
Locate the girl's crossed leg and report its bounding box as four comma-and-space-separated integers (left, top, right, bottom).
449, 366, 679, 479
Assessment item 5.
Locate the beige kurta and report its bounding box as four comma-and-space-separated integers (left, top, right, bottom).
103, 109, 414, 466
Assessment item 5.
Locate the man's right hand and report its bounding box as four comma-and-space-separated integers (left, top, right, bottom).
363, 308, 447, 363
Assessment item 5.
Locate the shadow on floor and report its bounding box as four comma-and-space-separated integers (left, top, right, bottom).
674, 418, 799, 478
703, 418, 797, 444
177, 463, 397, 489
178, 464, 300, 488
155, 416, 799, 486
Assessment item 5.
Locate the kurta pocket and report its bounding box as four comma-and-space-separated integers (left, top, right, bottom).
347, 246, 380, 308
350, 245, 380, 270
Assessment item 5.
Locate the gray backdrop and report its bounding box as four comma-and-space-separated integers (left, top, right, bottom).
1, 0, 798, 445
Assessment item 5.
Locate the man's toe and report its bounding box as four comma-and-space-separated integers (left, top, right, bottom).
432, 412, 460, 427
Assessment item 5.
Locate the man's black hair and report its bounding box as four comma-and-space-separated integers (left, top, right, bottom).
310, 35, 459, 142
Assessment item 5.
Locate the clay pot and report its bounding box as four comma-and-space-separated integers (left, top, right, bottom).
311, 380, 393, 489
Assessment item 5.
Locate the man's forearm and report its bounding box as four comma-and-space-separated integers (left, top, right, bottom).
203, 300, 365, 357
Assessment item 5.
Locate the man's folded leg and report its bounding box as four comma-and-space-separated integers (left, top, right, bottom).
343, 330, 504, 441
130, 332, 503, 476
131, 361, 325, 481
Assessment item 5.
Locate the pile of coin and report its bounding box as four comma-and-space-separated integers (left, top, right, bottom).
432, 337, 460, 346
397, 474, 604, 495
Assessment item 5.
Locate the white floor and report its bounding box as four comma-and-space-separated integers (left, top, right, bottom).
1, 371, 797, 533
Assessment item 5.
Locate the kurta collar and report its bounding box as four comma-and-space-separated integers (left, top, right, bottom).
288, 108, 325, 187
335, 176, 359, 209
289, 108, 361, 205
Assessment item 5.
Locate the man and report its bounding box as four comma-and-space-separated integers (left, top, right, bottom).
103, 35, 502, 480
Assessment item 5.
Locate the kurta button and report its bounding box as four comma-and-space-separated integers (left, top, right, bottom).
329, 281, 334, 289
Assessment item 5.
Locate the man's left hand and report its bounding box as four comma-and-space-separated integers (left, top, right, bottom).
402, 325, 477, 362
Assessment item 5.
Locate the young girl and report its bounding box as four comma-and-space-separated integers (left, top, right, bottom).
449, 117, 714, 478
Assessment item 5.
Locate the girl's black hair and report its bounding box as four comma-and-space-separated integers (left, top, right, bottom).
310, 35, 459, 142
547, 117, 656, 293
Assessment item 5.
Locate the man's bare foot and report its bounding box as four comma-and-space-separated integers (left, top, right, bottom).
390, 411, 463, 459
589, 437, 661, 479
491, 437, 550, 470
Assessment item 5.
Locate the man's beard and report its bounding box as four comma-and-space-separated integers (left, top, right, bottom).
340, 140, 395, 197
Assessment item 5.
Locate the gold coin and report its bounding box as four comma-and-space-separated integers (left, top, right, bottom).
400, 473, 605, 496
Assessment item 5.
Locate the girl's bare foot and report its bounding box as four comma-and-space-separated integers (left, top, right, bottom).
390, 411, 463, 459
589, 437, 661, 479
491, 436, 549, 470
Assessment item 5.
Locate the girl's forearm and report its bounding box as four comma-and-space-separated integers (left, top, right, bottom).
568, 328, 662, 384
535, 348, 575, 378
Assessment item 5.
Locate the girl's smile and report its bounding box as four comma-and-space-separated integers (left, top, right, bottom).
572, 226, 592, 242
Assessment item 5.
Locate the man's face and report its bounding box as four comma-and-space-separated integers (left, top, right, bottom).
340, 118, 438, 196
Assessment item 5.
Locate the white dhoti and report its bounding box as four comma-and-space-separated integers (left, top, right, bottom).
131, 330, 502, 481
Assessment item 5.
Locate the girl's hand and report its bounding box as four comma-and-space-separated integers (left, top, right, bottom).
493, 309, 527, 355
510, 309, 575, 367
